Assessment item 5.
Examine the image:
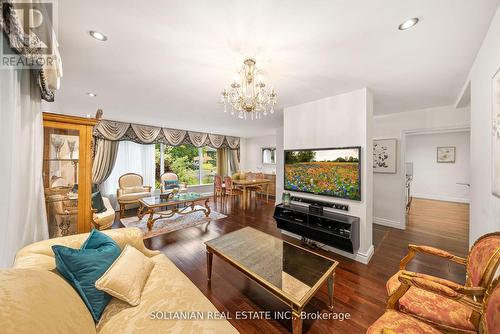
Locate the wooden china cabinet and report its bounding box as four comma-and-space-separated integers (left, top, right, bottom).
42, 113, 97, 238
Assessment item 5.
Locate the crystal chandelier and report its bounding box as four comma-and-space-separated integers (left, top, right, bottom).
220, 58, 277, 120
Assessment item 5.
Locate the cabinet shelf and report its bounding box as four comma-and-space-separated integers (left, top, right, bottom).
273, 203, 359, 253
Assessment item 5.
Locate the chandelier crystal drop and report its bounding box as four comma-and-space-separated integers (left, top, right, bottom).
220, 58, 277, 120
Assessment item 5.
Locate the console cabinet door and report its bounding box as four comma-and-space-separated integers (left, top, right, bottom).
42, 113, 96, 237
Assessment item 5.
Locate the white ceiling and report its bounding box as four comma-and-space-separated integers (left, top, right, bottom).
48, 0, 499, 137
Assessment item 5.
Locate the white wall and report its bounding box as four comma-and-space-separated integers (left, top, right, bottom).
238, 137, 247, 171
283, 88, 374, 264
244, 134, 277, 174
373, 105, 470, 229
275, 126, 284, 201
406, 131, 470, 203
468, 8, 500, 245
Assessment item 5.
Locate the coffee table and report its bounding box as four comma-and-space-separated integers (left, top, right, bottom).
205, 227, 338, 334
138, 192, 211, 231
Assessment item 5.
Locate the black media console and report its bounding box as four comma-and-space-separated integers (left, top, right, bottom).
273, 203, 360, 253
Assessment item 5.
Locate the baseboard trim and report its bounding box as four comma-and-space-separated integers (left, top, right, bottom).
373, 217, 405, 230
411, 193, 470, 204
281, 230, 374, 264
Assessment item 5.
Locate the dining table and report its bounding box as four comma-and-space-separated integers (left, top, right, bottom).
232, 178, 272, 210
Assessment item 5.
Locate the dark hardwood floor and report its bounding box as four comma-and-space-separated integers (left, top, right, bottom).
115, 197, 469, 333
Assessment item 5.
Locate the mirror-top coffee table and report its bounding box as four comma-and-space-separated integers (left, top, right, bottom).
138, 192, 211, 231
205, 227, 338, 334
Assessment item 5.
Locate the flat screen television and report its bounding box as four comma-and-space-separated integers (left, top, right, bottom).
284, 146, 361, 201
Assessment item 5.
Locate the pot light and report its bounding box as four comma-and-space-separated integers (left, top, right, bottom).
398, 18, 419, 30
87, 92, 97, 97
89, 30, 108, 41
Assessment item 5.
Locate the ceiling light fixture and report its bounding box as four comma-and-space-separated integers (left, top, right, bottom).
87, 92, 97, 97
89, 30, 108, 41
398, 18, 419, 30
220, 58, 277, 120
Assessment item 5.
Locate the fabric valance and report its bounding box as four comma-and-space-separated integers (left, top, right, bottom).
94, 120, 240, 149
1, 0, 62, 102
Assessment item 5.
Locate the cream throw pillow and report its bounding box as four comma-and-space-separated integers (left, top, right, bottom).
122, 186, 145, 194
95, 245, 155, 306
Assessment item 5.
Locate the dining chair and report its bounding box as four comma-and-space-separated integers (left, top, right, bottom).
246, 172, 265, 200
214, 175, 224, 201
223, 176, 242, 205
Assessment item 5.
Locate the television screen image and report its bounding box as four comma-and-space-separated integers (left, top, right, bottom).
284, 147, 361, 201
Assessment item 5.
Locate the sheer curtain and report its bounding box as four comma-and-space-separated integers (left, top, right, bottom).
100, 141, 156, 209
0, 66, 49, 268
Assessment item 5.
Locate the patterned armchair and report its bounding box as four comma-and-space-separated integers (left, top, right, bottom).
387, 233, 500, 300
367, 275, 500, 334
384, 233, 500, 333
117, 173, 152, 217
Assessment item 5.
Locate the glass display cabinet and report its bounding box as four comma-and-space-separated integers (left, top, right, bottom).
42, 113, 97, 238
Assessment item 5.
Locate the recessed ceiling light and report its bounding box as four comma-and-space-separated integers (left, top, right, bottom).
87, 92, 97, 97
89, 30, 107, 41
398, 18, 419, 30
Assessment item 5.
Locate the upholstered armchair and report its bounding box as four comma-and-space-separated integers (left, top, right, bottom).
387, 233, 500, 300
384, 232, 500, 333
367, 274, 500, 334
91, 196, 115, 230
117, 173, 152, 216
160, 172, 187, 194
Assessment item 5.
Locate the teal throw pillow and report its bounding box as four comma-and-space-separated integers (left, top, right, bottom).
91, 191, 106, 213
52, 229, 121, 321
164, 179, 179, 190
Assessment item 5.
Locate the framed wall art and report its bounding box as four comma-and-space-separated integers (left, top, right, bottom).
373, 138, 397, 173
437, 146, 456, 163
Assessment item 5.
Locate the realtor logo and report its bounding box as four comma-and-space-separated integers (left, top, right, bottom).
1, 1, 56, 68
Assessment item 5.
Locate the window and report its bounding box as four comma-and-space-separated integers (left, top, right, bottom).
155, 143, 217, 188
200, 146, 217, 184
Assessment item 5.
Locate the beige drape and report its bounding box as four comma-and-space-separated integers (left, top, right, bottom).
226, 136, 240, 149
216, 148, 240, 176
92, 139, 119, 184
216, 148, 229, 177
229, 149, 240, 174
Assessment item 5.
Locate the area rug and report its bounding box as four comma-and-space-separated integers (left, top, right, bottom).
120, 205, 227, 239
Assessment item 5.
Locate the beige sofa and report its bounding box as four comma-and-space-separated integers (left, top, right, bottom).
1, 228, 239, 334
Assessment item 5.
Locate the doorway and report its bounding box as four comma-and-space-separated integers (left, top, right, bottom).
403, 129, 470, 237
